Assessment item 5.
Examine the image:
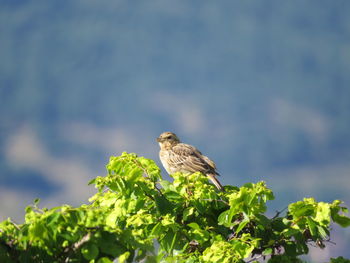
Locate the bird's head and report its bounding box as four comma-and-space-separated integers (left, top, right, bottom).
157, 132, 180, 148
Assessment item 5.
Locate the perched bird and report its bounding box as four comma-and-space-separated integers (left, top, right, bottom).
157, 131, 223, 191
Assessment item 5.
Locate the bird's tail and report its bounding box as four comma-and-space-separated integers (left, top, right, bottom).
207, 174, 224, 191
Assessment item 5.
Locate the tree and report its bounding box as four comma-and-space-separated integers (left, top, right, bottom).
1, 152, 350, 263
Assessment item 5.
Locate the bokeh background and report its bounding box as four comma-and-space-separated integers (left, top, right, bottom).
1, 0, 350, 261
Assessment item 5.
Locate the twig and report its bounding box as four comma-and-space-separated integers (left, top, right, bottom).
153, 182, 164, 196
64, 232, 91, 263
325, 239, 336, 245
201, 199, 229, 206
246, 254, 263, 262
8, 219, 21, 231
72, 232, 91, 250
132, 159, 164, 196
272, 207, 288, 219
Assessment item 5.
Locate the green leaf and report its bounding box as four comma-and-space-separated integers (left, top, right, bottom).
282, 228, 300, 237
161, 231, 178, 253
34, 198, 40, 205
188, 222, 200, 230
306, 217, 317, 237
119, 251, 131, 263
330, 257, 350, 263
315, 202, 331, 226
283, 242, 298, 256
81, 243, 99, 260
154, 195, 174, 214
106, 211, 119, 228
150, 222, 162, 236
170, 232, 178, 252
28, 222, 48, 241
97, 257, 113, 263
88, 178, 96, 185
218, 210, 230, 226
236, 214, 249, 234
254, 214, 270, 227
183, 207, 195, 221
98, 232, 126, 257
333, 214, 350, 227
289, 201, 315, 218
317, 225, 329, 239
218, 208, 236, 227
164, 191, 183, 201
128, 167, 143, 182
159, 180, 171, 190
263, 247, 273, 256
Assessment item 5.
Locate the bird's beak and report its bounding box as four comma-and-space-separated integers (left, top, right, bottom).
156, 137, 162, 142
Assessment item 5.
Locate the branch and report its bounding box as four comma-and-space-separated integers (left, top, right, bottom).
245, 254, 263, 262
64, 232, 91, 263
200, 198, 229, 206
272, 207, 288, 219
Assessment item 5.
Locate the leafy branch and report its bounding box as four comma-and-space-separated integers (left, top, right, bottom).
0, 152, 349, 263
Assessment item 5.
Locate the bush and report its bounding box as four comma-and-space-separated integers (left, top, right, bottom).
1, 152, 349, 262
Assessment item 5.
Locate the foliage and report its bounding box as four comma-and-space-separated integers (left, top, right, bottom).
329, 257, 350, 263
0, 152, 350, 263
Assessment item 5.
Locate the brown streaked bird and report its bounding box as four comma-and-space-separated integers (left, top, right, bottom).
157, 131, 224, 191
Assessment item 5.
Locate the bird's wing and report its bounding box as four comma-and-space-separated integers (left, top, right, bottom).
202, 155, 216, 169
170, 143, 215, 174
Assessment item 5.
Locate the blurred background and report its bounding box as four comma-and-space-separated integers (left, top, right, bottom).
1, 0, 350, 261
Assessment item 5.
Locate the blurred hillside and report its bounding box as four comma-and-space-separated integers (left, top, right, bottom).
1, 1, 350, 261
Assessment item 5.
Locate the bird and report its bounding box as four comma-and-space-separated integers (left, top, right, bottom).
156, 131, 224, 191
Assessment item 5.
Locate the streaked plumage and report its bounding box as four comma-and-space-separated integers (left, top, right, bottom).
157, 132, 224, 191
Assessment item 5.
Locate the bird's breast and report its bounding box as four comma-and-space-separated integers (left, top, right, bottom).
159, 150, 173, 174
